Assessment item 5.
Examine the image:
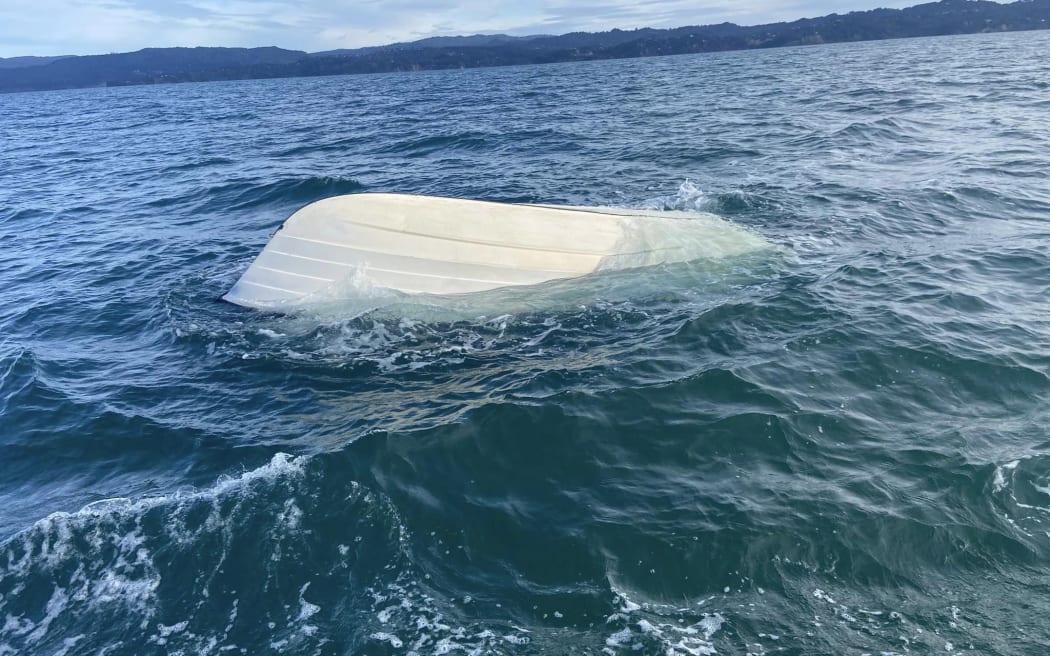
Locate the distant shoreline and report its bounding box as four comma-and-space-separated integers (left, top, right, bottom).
2, 0, 1049, 94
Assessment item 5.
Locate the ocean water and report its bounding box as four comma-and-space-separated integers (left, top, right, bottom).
1, 29, 1049, 655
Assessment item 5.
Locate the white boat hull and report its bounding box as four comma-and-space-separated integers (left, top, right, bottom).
223, 193, 766, 309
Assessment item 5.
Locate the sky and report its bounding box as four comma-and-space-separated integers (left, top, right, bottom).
0, 0, 934, 58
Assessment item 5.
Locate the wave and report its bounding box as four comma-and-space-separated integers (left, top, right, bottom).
0, 449, 748, 655
378, 131, 499, 155
159, 156, 236, 173
146, 175, 366, 214
5, 34, 1050, 655
0, 454, 368, 655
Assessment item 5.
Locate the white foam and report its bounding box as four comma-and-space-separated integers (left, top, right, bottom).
604, 587, 725, 655
812, 588, 837, 605
604, 627, 633, 648
502, 633, 530, 645
370, 631, 403, 648
992, 459, 1020, 492
297, 583, 320, 622
363, 577, 513, 654
52, 634, 85, 656
0, 454, 307, 654
641, 180, 712, 213
698, 614, 725, 640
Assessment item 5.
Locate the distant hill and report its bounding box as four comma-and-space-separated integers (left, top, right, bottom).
0, 55, 74, 69
0, 47, 305, 92
3, 0, 1049, 93
311, 33, 552, 57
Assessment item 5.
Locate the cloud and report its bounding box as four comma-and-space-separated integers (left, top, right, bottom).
0, 0, 934, 57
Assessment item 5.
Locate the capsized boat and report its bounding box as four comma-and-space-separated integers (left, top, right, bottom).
223, 193, 768, 309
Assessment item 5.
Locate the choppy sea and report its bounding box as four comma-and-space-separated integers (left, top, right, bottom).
2, 30, 1049, 655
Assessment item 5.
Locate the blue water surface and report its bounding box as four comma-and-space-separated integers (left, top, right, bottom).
1, 30, 1049, 655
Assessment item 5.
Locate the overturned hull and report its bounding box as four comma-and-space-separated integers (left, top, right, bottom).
223, 193, 767, 309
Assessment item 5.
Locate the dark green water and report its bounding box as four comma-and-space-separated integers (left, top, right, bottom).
1, 30, 1049, 655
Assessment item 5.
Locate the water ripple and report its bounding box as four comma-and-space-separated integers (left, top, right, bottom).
1, 30, 1049, 655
